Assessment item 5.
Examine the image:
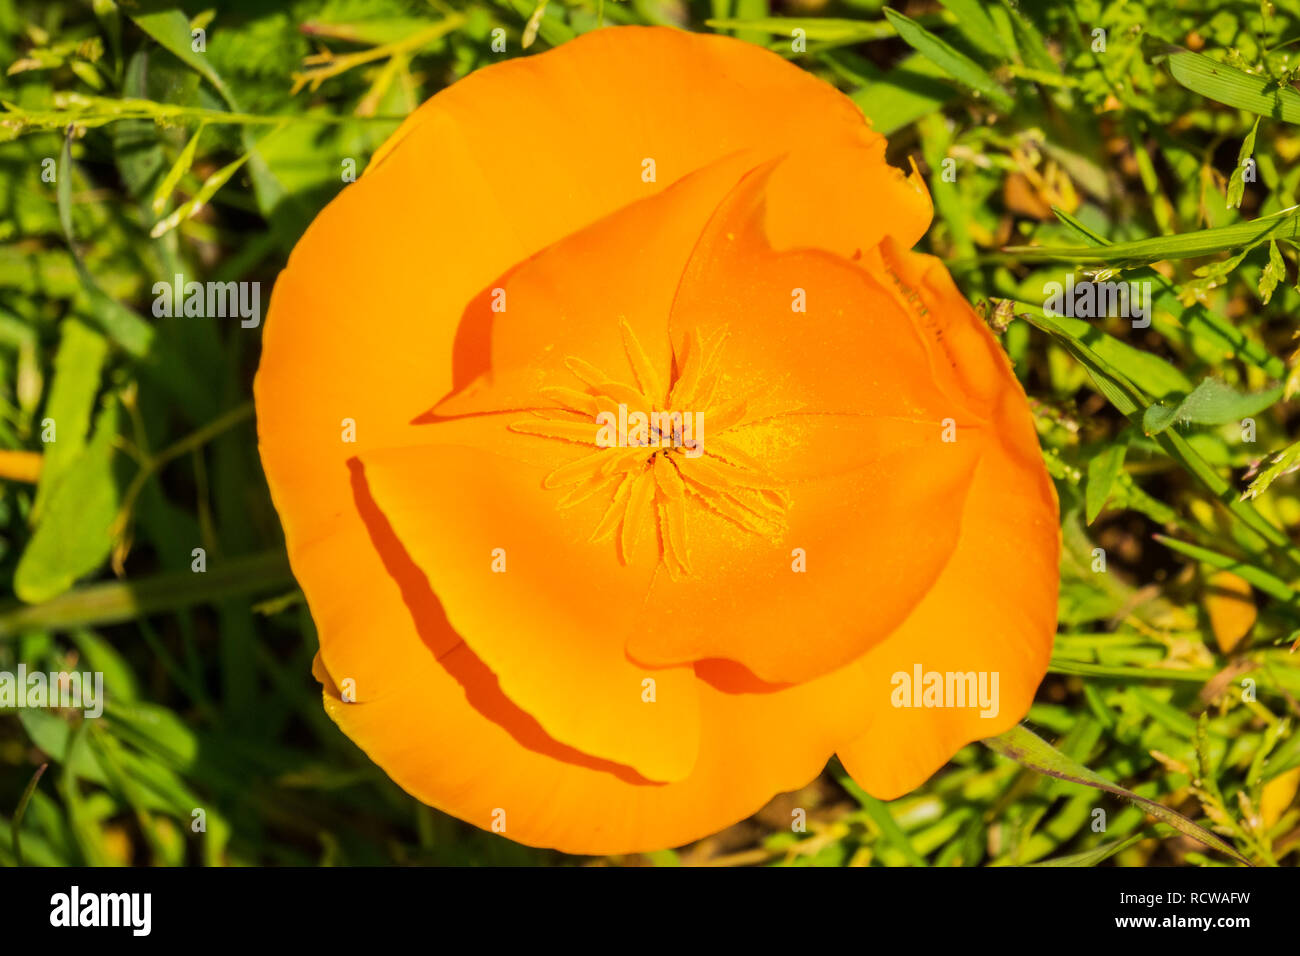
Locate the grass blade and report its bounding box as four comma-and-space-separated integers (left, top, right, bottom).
1166, 48, 1300, 124
883, 8, 1013, 111
1005, 206, 1300, 264
0, 550, 294, 638
11, 763, 48, 867
984, 725, 1251, 865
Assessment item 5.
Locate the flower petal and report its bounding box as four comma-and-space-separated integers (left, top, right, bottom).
358, 439, 702, 783
622, 159, 989, 682
304, 469, 866, 854
835, 392, 1060, 798
256, 26, 880, 790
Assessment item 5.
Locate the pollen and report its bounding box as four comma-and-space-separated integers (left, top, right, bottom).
509, 320, 791, 579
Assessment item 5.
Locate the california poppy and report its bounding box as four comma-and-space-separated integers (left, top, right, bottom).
254, 25, 1059, 854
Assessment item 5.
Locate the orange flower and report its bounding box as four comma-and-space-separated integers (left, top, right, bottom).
254, 26, 1059, 854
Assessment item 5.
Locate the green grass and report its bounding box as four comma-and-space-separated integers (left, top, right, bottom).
1, 0, 1300, 866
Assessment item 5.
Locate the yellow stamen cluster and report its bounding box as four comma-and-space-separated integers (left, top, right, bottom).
509, 321, 791, 579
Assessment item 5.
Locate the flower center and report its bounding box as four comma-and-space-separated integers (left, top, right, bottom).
509, 321, 790, 579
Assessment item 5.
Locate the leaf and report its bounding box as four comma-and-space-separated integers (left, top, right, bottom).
882, 8, 1013, 112
1166, 49, 1300, 125
16, 710, 107, 784
1246, 718, 1287, 789
1241, 438, 1300, 500
13, 401, 122, 604
1085, 441, 1126, 524
1259, 239, 1285, 305
1142, 378, 1282, 436
1190, 241, 1258, 284
71, 629, 140, 702
150, 121, 205, 216
938, 0, 1006, 58
31, 319, 107, 521
57, 133, 153, 359
731, 0, 774, 48
995, 0, 1057, 74
104, 700, 200, 769
836, 771, 929, 866
1005, 206, 1300, 265
12, 762, 47, 867
1049, 206, 1286, 379
1026, 833, 1145, 866
984, 725, 1251, 865
1226, 118, 1259, 210
1265, 728, 1300, 781
1153, 534, 1298, 605
503, 0, 574, 47
705, 17, 897, 42
0, 550, 293, 637
831, 50, 958, 136
1203, 570, 1256, 654
0, 451, 41, 483
128, 9, 236, 108
1260, 767, 1300, 829
919, 111, 973, 258
1131, 686, 1198, 739
301, 17, 453, 46
1022, 303, 1300, 562
50, 720, 110, 865
150, 139, 260, 238
521, 0, 549, 49
87, 726, 170, 863
1020, 304, 1190, 401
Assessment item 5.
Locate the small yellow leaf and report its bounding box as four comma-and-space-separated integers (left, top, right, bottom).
1204, 569, 1256, 653
1003, 172, 1054, 220
0, 449, 42, 483
1261, 766, 1300, 830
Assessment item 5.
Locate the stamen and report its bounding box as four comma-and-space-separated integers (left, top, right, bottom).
512, 322, 790, 575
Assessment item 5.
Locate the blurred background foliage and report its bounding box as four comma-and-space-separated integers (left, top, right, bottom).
1, 0, 1300, 866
